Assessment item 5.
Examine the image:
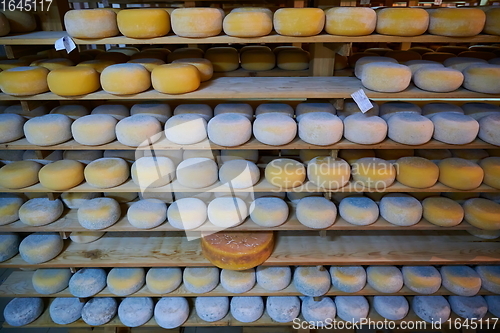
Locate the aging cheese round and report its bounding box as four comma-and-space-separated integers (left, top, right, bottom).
117, 9, 170, 38
64, 9, 118, 38
298, 112, 343, 146
380, 194, 423, 226
387, 113, 433, 145
131, 156, 175, 189
265, 158, 305, 189
307, 157, 350, 190
19, 232, 63, 264
413, 296, 451, 324
462, 64, 500, 94
78, 197, 120, 230
373, 296, 409, 321
479, 114, 500, 146
376, 8, 429, 37
84, 158, 130, 188
205, 47, 239, 72
39, 160, 84, 191
325, 7, 376, 36
146, 267, 182, 294
152, 64, 200, 94
171, 8, 223, 37
220, 268, 256, 293
351, 157, 396, 189
395, 156, 439, 188
293, 266, 331, 297
463, 198, 500, 230
484, 8, 500, 35
0, 161, 41, 189
0, 196, 24, 226
277, 48, 310, 71
82, 298, 117, 326
172, 58, 213, 82
441, 266, 481, 296
201, 231, 274, 270
253, 113, 297, 146
3, 298, 43, 327
339, 197, 379, 226
68, 268, 107, 297
414, 67, 464, 93
32, 268, 71, 295
449, 295, 488, 320
2, 10, 36, 33
107, 267, 145, 296
422, 197, 464, 227
195, 296, 229, 322
354, 56, 397, 79
0, 66, 49, 96
223, 8, 273, 37
266, 296, 300, 323
0, 113, 25, 144
428, 8, 486, 37
208, 113, 252, 147
230, 296, 264, 323
176, 157, 218, 189
101, 64, 151, 95
118, 297, 153, 328
402, 266, 441, 295
480, 157, 500, 189
432, 113, 479, 145
367, 266, 403, 293
24, 114, 72, 146
438, 158, 484, 190
241, 49, 275, 71
361, 62, 412, 93
71, 114, 117, 146
274, 8, 325, 37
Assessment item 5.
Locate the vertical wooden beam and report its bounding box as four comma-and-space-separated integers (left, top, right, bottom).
37, 0, 71, 31
401, 42, 412, 50
310, 43, 335, 77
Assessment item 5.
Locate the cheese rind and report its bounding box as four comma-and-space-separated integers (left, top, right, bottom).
438, 158, 484, 190
223, 9, 272, 37
101, 64, 151, 95
428, 8, 486, 37
171, 8, 223, 37
462, 64, 500, 94
367, 266, 403, 293
413, 67, 464, 93
220, 268, 256, 293
380, 194, 422, 226
480, 157, 500, 189
299, 112, 343, 146
388, 113, 433, 145
32, 268, 71, 295
19, 233, 63, 264
293, 266, 331, 297
19, 198, 64, 226
325, 7, 376, 36
335, 296, 369, 323
441, 266, 481, 296
0, 66, 49, 96
395, 156, 439, 188
107, 267, 145, 296
253, 113, 297, 146
117, 9, 170, 38
402, 266, 442, 295
39, 160, 85, 191
0, 197, 24, 226
84, 158, 130, 189
68, 268, 107, 297
77, 197, 121, 230
361, 62, 412, 93
449, 295, 488, 319
351, 157, 396, 189
265, 158, 306, 189
116, 115, 162, 147
50, 297, 84, 325
146, 267, 182, 294
376, 8, 429, 37
64, 9, 118, 38
266, 296, 300, 323
154, 297, 189, 329
0, 233, 20, 262
339, 197, 379, 226
475, 266, 500, 294
230, 296, 264, 323
373, 296, 409, 320
195, 296, 229, 322
3, 298, 43, 327
330, 266, 366, 293
422, 197, 464, 227
205, 47, 239, 72
82, 298, 117, 326
413, 296, 450, 323
152, 64, 201, 94
463, 198, 500, 230
0, 161, 41, 189
274, 8, 325, 37
183, 267, 219, 294
256, 266, 291, 291
432, 113, 479, 145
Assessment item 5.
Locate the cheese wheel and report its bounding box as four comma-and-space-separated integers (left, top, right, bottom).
339, 197, 378, 226
164, 114, 207, 145
183, 267, 219, 293
117, 9, 170, 38
376, 8, 429, 36
69, 231, 105, 243
64, 9, 118, 38
428, 8, 486, 37
443, 57, 487, 71
307, 157, 350, 190
204, 47, 239, 72
255, 103, 294, 117
265, 158, 305, 189
207, 197, 248, 228
230, 296, 264, 323
338, 101, 379, 120
19, 232, 63, 264
208, 114, 252, 147
92, 104, 129, 120
296, 197, 337, 229
277, 48, 310, 71
249, 198, 288, 228
343, 113, 385, 144
484, 8, 500, 35
3, 298, 43, 327
240, 49, 275, 71
414, 67, 464, 93
463, 198, 500, 230
38, 160, 84, 191
71, 114, 117, 146
47, 66, 100, 97
405, 60, 444, 74
438, 158, 484, 190
462, 102, 500, 120
167, 48, 204, 62
0, 233, 19, 262
202, 231, 274, 270
325, 7, 375, 36
214, 103, 253, 121
253, 113, 297, 146
3, 10, 35, 32
481, 157, 500, 189
116, 114, 162, 147
195, 296, 229, 323
301, 296, 336, 325
432, 113, 479, 145
172, 58, 213, 82
127, 199, 167, 229
220, 268, 255, 293
69, 268, 106, 297
402, 266, 441, 295
0, 59, 30, 70
104, 192, 137, 203
293, 266, 331, 297
479, 113, 500, 145
296, 102, 335, 122
117, 297, 153, 328
274, 8, 325, 37
50, 104, 89, 120
330, 266, 366, 293
298, 112, 343, 146
385, 50, 422, 63
223, 8, 272, 37
84, 158, 129, 188
376, 149, 414, 162
62, 150, 102, 164
266, 296, 300, 323
107, 267, 145, 296
19, 198, 63, 227
335, 296, 369, 323
218, 159, 259, 189
395, 156, 439, 188
82, 298, 117, 326
101, 64, 150, 95
77, 197, 120, 230
380, 101, 421, 121
422, 197, 464, 227
167, 198, 207, 230
154, 64, 201, 94
32, 58, 74, 71
486, 295, 500, 318
380, 194, 422, 226
174, 104, 213, 122
441, 266, 481, 296
0, 196, 24, 226
352, 157, 396, 189
154, 297, 189, 329
256, 266, 291, 291
176, 157, 218, 189
49, 297, 84, 325
475, 266, 500, 294
131, 156, 175, 189
127, 58, 165, 72
361, 62, 412, 93
171, 8, 223, 37
373, 296, 409, 321
463, 64, 500, 94
367, 266, 403, 293
449, 295, 488, 319
24, 114, 73, 146
422, 102, 463, 119
413, 296, 450, 324
146, 267, 182, 294
388, 114, 433, 146
354, 56, 398, 79
0, 66, 49, 96
77, 59, 116, 73
4, 104, 48, 118
0, 161, 41, 189
0, 113, 25, 144
32, 268, 71, 295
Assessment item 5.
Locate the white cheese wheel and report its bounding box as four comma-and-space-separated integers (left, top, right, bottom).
69, 268, 107, 297
130, 103, 171, 123
82, 298, 117, 326
330, 266, 366, 293
208, 114, 252, 147
19, 198, 63, 226
195, 296, 229, 322
218, 159, 259, 189
84, 158, 129, 189
475, 266, 500, 294
253, 113, 297, 146
273, 8, 325, 37
167, 197, 207, 230
361, 62, 412, 93
50, 297, 84, 325
208, 197, 248, 228
0, 232, 19, 262
131, 156, 175, 189
256, 266, 291, 291
413, 296, 450, 324
3, 298, 43, 327
71, 114, 117, 146
449, 295, 488, 319
335, 296, 369, 323
118, 297, 154, 328
301, 296, 336, 326
413, 67, 464, 93
462, 102, 500, 120
298, 112, 343, 146
19, 232, 63, 264
373, 296, 409, 320
463, 64, 500, 94
77, 197, 120, 230
376, 8, 429, 37
223, 8, 272, 37
183, 267, 219, 293
32, 268, 71, 295
64, 9, 118, 38
24, 114, 72, 146
171, 8, 223, 37
296, 197, 336, 229
441, 266, 481, 296
127, 199, 167, 229
387, 113, 433, 145
155, 297, 189, 329
339, 197, 379, 226
116, 115, 162, 147
165, 114, 208, 145
146, 267, 182, 294
0, 113, 25, 143
479, 113, 500, 145
107, 267, 145, 296
230, 296, 264, 323
249, 197, 289, 227
428, 8, 486, 37
344, 113, 387, 144
432, 113, 479, 145
367, 266, 403, 293
176, 157, 218, 189
325, 7, 376, 36
266, 296, 300, 323
295, 102, 335, 122
380, 194, 422, 226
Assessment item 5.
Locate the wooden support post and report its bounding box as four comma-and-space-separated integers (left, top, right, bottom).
47, 192, 61, 201
331, 98, 344, 111
38, 0, 71, 31
401, 42, 412, 50
310, 43, 336, 77
20, 101, 47, 113
184, 1, 196, 7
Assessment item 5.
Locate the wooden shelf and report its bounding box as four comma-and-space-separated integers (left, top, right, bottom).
1, 137, 497, 151
0, 204, 480, 233
1, 31, 499, 45
0, 78, 499, 101
1, 271, 496, 298
0, 231, 499, 268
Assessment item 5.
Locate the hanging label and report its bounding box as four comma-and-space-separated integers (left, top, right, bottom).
434, 0, 442, 5
351, 89, 373, 113
55, 36, 76, 53
360, 0, 371, 4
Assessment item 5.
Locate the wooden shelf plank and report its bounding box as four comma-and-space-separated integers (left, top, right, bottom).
0, 231, 499, 268
1, 31, 499, 45
1, 270, 496, 298
1, 137, 497, 151
0, 178, 497, 193
0, 78, 499, 101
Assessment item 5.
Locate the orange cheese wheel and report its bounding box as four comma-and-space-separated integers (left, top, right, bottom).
274, 8, 325, 37
223, 8, 273, 37
47, 67, 100, 96
376, 8, 429, 37
201, 231, 274, 270
0, 66, 49, 96
428, 8, 486, 37
325, 7, 376, 36
151, 64, 200, 94
117, 9, 170, 38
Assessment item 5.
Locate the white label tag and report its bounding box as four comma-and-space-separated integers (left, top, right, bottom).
360, 0, 370, 4
351, 89, 373, 113
55, 36, 76, 53
434, 0, 442, 5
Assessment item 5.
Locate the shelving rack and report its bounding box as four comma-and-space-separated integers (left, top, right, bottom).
0, 0, 499, 331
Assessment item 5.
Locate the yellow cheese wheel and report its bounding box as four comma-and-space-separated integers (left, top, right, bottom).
464, 198, 500, 230
462, 64, 500, 94
223, 8, 272, 37
205, 47, 239, 72
265, 158, 306, 189
241, 49, 275, 71
77, 60, 117, 73
2, 10, 36, 32
0, 161, 41, 189
0, 66, 49, 96
151, 64, 200, 94
351, 157, 396, 189
167, 48, 204, 63
172, 58, 213, 82
276, 48, 309, 71
84, 158, 130, 188
438, 158, 484, 190
171, 8, 223, 37
422, 197, 464, 227
395, 157, 439, 189
274, 8, 325, 37
47, 67, 100, 96
0, 12, 8, 36
117, 9, 170, 38
361, 63, 412, 93
64, 9, 118, 38
39, 160, 85, 191
96, 52, 130, 63
307, 157, 350, 190
100, 64, 151, 95
0, 59, 30, 70
325, 7, 376, 36
428, 8, 486, 37
484, 8, 500, 35
127, 58, 165, 72
31, 58, 74, 71
480, 157, 500, 189
201, 231, 274, 270
376, 8, 429, 37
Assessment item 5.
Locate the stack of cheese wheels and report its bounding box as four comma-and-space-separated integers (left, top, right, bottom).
117, 9, 170, 38
427, 8, 486, 37
171, 8, 223, 37
325, 7, 376, 36
376, 8, 429, 37
273, 8, 325, 37
223, 8, 273, 37
64, 9, 119, 38
0, 66, 49, 96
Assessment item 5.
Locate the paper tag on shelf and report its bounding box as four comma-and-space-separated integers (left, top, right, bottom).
351, 89, 373, 113
360, 0, 371, 4
434, 0, 442, 5
55, 36, 76, 53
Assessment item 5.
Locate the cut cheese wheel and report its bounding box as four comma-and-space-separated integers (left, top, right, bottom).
152, 64, 200, 94
351, 157, 396, 189
32, 268, 71, 295
298, 113, 343, 146
449, 295, 488, 319
463, 198, 500, 230
24, 114, 72, 146
414, 67, 464, 93
0, 161, 41, 189
69, 268, 106, 297
339, 197, 378, 226
438, 158, 483, 190
171, 8, 223, 37
330, 266, 366, 293
395, 156, 438, 188
361, 62, 411, 93
266, 296, 300, 323
484, 8, 500, 35
277, 48, 310, 71
78, 197, 120, 230
164, 114, 207, 145
107, 267, 145, 296
325, 7, 375, 36
131, 156, 175, 189
117, 9, 170, 38
84, 158, 130, 188
380, 194, 422, 226
69, 231, 105, 243
77, 59, 117, 73
343, 113, 387, 144
354, 56, 398, 79
116, 115, 162, 147
167, 48, 204, 62
413, 296, 450, 324
183, 267, 219, 293
253, 113, 297, 146
307, 157, 350, 190
19, 232, 63, 264
0, 196, 24, 226
376, 8, 429, 36
221, 268, 256, 293
441, 266, 481, 296
479, 113, 500, 146
101, 64, 151, 95
205, 47, 239, 72
428, 8, 486, 37
0, 113, 25, 144
432, 113, 479, 145
71, 114, 117, 146
223, 8, 272, 37
265, 158, 305, 189
294, 266, 331, 296
335, 296, 369, 323
0, 66, 49, 96
402, 266, 441, 295
172, 58, 213, 82
82, 298, 117, 326
462, 102, 500, 120
64, 9, 118, 38
481, 157, 500, 189
422, 197, 464, 227
195, 296, 229, 322
208, 114, 252, 147
387, 113, 433, 145
146, 267, 182, 294
201, 231, 274, 270
463, 64, 500, 94
19, 198, 63, 226
274, 8, 325, 37
3, 298, 43, 327
367, 266, 403, 293
241, 49, 275, 71
230, 296, 264, 323
92, 104, 129, 120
